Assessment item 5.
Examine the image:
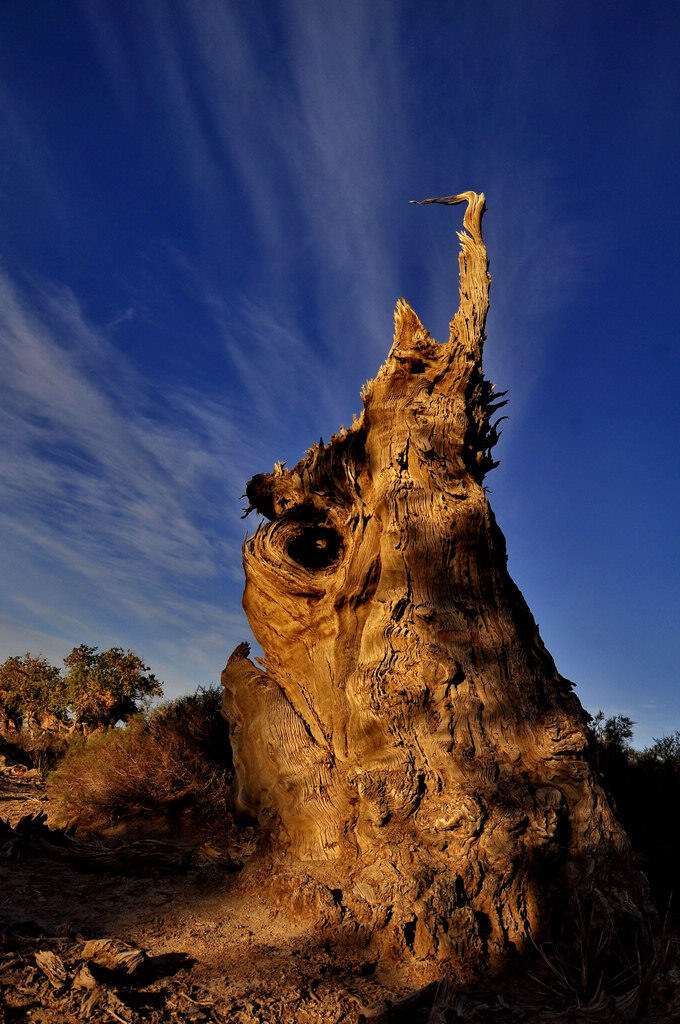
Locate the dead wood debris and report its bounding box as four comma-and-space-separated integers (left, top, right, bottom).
1, 922, 678, 1024
1, 927, 197, 1024
0, 812, 241, 875
378, 954, 680, 1024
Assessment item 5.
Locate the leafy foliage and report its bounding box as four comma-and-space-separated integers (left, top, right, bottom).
592, 711, 680, 919
591, 710, 634, 748
63, 644, 162, 729
0, 653, 67, 728
0, 646, 162, 734
639, 731, 680, 767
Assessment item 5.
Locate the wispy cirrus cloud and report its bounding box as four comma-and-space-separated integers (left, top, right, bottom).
81, 1, 409, 347
1, 0, 594, 697
0, 266, 255, 688
80, 0, 586, 420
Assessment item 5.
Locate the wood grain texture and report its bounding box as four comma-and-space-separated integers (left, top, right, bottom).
222, 193, 650, 982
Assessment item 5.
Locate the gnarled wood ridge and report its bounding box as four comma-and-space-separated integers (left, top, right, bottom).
222, 192, 650, 983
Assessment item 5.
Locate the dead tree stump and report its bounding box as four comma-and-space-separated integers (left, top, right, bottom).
222, 192, 651, 983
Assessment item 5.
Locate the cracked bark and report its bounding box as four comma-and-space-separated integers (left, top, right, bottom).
222, 192, 650, 983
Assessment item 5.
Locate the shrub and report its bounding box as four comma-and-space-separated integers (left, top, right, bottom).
1, 728, 73, 780
49, 687, 233, 835
592, 712, 680, 919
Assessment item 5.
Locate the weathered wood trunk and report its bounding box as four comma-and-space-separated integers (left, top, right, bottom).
222, 193, 650, 982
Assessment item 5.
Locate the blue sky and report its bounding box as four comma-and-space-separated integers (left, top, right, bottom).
0, 1, 678, 747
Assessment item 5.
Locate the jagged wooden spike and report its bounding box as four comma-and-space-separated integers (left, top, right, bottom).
223, 192, 651, 985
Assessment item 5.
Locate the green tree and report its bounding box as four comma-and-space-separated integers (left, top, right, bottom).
639, 730, 680, 767
0, 653, 67, 729
590, 710, 634, 751
63, 644, 163, 729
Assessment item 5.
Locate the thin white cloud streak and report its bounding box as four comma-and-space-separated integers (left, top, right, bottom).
0, 267, 257, 678
1, 274, 216, 573
205, 294, 355, 440
1, 1, 595, 693
189, 0, 407, 351
82, 0, 406, 355
80, 1, 588, 433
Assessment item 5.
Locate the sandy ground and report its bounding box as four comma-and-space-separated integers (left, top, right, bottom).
2, 755, 679, 1024
0, 759, 412, 1024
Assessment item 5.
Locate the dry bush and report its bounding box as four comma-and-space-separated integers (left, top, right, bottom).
593, 714, 680, 919
49, 687, 233, 835
0, 726, 74, 779
526, 891, 668, 1022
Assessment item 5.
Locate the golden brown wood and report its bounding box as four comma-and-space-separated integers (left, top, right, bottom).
222, 193, 649, 982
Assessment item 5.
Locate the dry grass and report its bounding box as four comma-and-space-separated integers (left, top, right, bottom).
48, 687, 233, 835
526, 891, 670, 1021
0, 726, 73, 780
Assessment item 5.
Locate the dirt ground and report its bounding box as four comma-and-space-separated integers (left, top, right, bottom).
0, 758, 405, 1023
2, 753, 679, 1024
